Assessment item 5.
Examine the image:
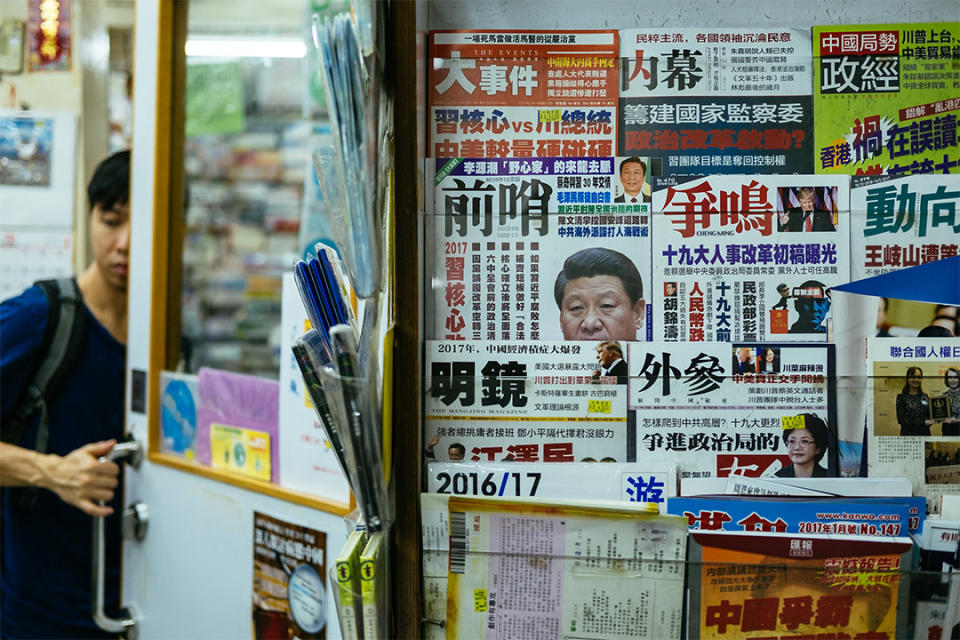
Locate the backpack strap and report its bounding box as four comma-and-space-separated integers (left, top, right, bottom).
3, 278, 87, 453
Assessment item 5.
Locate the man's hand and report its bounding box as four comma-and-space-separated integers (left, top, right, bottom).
42, 440, 120, 517
426, 433, 441, 452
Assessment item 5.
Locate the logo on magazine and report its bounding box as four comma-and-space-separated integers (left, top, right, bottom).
789, 538, 814, 557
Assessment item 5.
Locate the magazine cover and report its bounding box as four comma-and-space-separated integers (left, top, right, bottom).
425, 178, 653, 341
813, 22, 960, 177
628, 342, 838, 479
651, 174, 850, 342
424, 340, 631, 462
618, 28, 813, 174
850, 174, 960, 281
867, 337, 960, 512
445, 496, 688, 640
428, 30, 618, 159
667, 496, 914, 537
687, 531, 913, 640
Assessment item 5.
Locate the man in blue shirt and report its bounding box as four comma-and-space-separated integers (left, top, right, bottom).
1, 150, 130, 638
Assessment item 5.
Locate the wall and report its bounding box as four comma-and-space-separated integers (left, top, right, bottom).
0, 0, 134, 272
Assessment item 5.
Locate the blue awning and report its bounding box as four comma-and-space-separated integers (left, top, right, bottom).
830, 256, 960, 305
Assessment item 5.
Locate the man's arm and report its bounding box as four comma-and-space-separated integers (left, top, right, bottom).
0, 439, 119, 517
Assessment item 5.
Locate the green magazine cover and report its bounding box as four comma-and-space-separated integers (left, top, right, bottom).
813, 22, 960, 177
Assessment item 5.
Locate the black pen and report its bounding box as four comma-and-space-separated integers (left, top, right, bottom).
331, 324, 384, 532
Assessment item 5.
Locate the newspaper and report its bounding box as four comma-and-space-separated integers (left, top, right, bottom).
651, 174, 850, 342
445, 496, 688, 640
627, 341, 837, 479
867, 337, 960, 512
425, 158, 653, 342
428, 30, 618, 159
424, 340, 630, 462
850, 174, 960, 280
619, 28, 813, 174
813, 22, 960, 177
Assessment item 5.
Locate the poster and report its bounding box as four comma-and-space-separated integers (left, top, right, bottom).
867, 337, 960, 512
27, 0, 71, 72
813, 22, 960, 177
619, 28, 813, 174
0, 229, 73, 299
0, 110, 77, 228
424, 340, 631, 462
651, 175, 850, 342
628, 342, 837, 480
253, 512, 327, 639
426, 159, 653, 342
428, 30, 618, 159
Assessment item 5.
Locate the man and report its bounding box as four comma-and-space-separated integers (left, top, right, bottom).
613, 157, 651, 203
425, 434, 467, 461
1, 150, 129, 639
732, 347, 755, 375
789, 280, 831, 334
771, 283, 791, 310
778, 187, 835, 232
664, 282, 677, 297
593, 341, 628, 384
554, 247, 646, 341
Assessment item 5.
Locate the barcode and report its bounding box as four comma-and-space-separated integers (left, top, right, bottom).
450, 511, 467, 574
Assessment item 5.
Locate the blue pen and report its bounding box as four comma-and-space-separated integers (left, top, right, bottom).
294, 261, 333, 359
307, 257, 338, 332
318, 249, 350, 326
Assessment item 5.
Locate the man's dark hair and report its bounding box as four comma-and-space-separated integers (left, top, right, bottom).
781, 413, 830, 463
918, 325, 953, 338
87, 149, 130, 213
448, 442, 466, 456
619, 157, 646, 175
554, 247, 643, 307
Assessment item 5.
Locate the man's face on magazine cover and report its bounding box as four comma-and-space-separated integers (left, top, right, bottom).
558, 275, 644, 341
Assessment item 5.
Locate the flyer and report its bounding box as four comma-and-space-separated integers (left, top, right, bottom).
445, 496, 688, 640
627, 341, 837, 480
424, 340, 631, 463
429, 30, 619, 159
252, 512, 327, 640
866, 337, 960, 512
813, 22, 960, 177
619, 28, 813, 174
651, 174, 850, 342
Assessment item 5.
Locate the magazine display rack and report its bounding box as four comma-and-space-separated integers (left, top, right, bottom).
388, 2, 960, 639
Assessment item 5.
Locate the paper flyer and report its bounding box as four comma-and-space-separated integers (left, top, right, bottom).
253, 512, 327, 640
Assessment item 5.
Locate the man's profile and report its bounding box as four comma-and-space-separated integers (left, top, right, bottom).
613, 157, 651, 204
790, 280, 831, 334
778, 187, 835, 232
732, 347, 755, 374
771, 283, 790, 310
593, 341, 628, 384
554, 247, 645, 342
425, 434, 467, 461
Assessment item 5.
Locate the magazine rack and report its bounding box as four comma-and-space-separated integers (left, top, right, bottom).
388, 2, 960, 638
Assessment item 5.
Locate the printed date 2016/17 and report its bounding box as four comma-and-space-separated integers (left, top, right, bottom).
436, 472, 542, 497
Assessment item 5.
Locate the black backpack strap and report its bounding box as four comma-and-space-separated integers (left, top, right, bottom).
3, 277, 86, 453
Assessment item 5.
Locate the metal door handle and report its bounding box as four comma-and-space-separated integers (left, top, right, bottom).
91, 437, 143, 638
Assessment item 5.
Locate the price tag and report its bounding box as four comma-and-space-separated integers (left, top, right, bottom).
588, 399, 612, 414
539, 109, 562, 122
781, 415, 806, 430
473, 589, 488, 612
